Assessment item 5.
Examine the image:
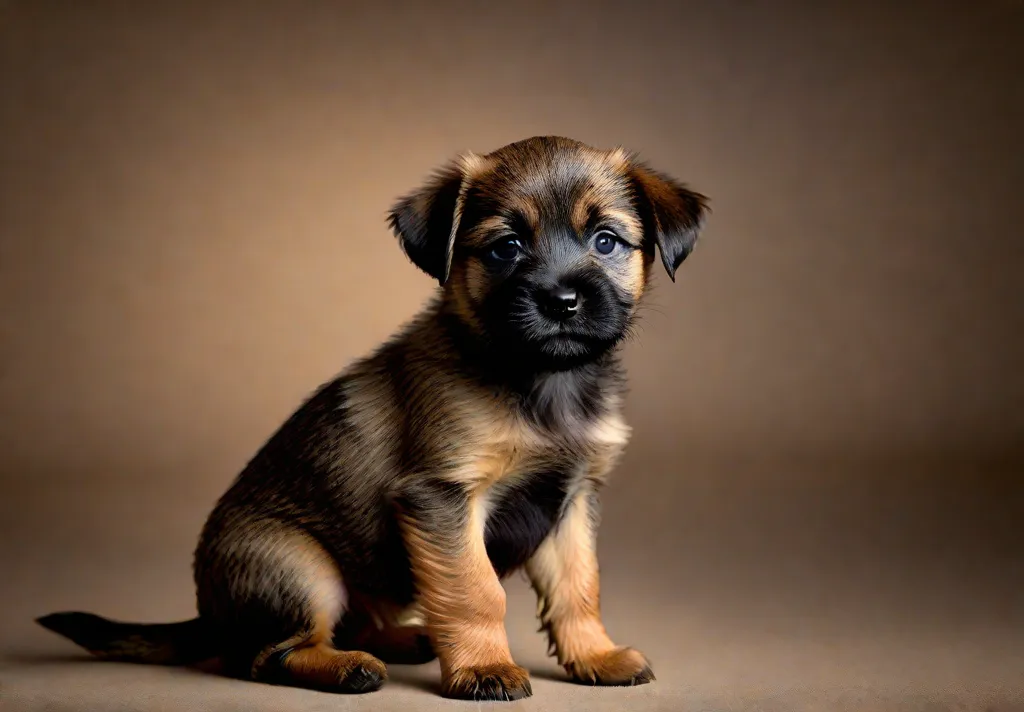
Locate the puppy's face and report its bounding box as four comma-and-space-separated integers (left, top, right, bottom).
389, 137, 708, 370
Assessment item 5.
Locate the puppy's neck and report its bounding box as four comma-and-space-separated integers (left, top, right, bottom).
525, 366, 624, 432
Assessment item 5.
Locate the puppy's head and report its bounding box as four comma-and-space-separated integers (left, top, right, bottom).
388, 136, 709, 370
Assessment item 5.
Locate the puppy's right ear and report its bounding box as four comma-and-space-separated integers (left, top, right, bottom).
387, 154, 482, 285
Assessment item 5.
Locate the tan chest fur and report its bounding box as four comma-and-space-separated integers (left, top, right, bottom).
455, 403, 632, 493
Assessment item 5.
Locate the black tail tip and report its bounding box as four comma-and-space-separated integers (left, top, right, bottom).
35, 611, 102, 639
36, 612, 70, 631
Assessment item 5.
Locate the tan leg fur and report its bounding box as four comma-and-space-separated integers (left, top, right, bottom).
527, 487, 654, 686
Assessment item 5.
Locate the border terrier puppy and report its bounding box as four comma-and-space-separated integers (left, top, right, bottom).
37, 136, 709, 701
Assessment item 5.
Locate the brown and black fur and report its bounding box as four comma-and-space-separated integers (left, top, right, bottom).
36, 136, 709, 701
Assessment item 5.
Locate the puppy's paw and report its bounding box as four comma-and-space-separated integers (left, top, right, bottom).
265, 648, 388, 694
442, 662, 533, 701
564, 646, 654, 687
333, 652, 389, 693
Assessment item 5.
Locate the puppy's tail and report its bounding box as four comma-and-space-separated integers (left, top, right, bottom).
36, 611, 218, 666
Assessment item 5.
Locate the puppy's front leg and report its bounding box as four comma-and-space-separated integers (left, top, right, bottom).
526, 486, 654, 686
396, 477, 531, 701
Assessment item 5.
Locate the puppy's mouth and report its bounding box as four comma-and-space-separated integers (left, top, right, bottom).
538, 331, 605, 353
520, 318, 626, 357
529, 322, 606, 344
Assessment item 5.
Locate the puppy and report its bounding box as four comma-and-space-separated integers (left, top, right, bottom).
37, 136, 709, 701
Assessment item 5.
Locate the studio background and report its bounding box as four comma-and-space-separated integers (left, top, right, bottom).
1, 1, 1022, 710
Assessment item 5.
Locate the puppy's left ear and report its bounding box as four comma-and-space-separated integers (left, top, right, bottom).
387, 154, 482, 285
627, 162, 710, 282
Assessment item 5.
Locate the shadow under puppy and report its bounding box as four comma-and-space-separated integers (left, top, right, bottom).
37, 136, 709, 702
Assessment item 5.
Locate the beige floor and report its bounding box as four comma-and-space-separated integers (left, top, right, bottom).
2, 452, 1022, 711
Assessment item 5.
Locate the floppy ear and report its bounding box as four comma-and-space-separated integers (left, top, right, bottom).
628, 162, 710, 282
387, 155, 479, 285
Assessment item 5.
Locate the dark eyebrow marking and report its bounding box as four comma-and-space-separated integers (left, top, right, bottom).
582, 204, 602, 235
502, 208, 534, 242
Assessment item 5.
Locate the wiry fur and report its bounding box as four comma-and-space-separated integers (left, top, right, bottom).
36, 136, 709, 701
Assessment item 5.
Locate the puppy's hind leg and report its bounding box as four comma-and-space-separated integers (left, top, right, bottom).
333, 604, 436, 666
195, 518, 387, 694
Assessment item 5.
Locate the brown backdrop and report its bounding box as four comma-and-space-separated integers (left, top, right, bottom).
2, 1, 1022, 709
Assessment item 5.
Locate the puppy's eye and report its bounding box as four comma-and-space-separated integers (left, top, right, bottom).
593, 230, 619, 256
488, 238, 523, 262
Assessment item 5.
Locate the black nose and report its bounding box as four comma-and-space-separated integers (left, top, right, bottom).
538, 286, 579, 320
